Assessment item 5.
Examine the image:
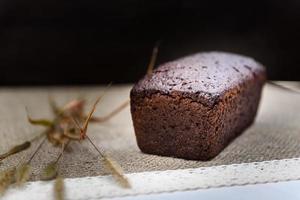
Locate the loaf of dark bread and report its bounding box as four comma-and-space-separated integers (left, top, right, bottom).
130, 52, 266, 160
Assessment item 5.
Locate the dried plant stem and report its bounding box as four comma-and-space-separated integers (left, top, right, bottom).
147, 41, 160, 75
54, 177, 65, 200
55, 141, 70, 165
0, 168, 16, 196
103, 156, 131, 188
0, 141, 31, 161
0, 136, 45, 194
52, 141, 70, 200
29, 130, 48, 143
80, 83, 112, 139
12, 136, 47, 186
86, 136, 104, 157
42, 141, 70, 181
41, 162, 57, 181
86, 136, 130, 188
27, 137, 47, 164
0, 129, 47, 162
26, 108, 53, 127
27, 117, 53, 127
15, 164, 31, 186
91, 99, 130, 123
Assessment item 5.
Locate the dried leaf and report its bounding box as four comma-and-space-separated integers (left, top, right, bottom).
103, 155, 131, 188
15, 164, 31, 186
0, 168, 16, 196
41, 162, 57, 181
54, 177, 65, 200
0, 141, 31, 161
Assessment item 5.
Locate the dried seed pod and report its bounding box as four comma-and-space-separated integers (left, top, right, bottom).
15, 164, 31, 186
54, 177, 65, 200
0, 142, 31, 161
0, 168, 16, 196
103, 155, 131, 188
27, 117, 53, 127
42, 162, 57, 181
86, 136, 130, 188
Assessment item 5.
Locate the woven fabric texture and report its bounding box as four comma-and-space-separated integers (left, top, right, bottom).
0, 82, 300, 180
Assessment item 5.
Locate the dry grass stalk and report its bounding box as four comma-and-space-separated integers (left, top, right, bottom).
54, 177, 65, 200
0, 141, 31, 161
0, 168, 16, 196
103, 155, 131, 188
0, 48, 167, 197
79, 83, 112, 139
0, 138, 47, 195
0, 83, 131, 197
41, 162, 57, 181
80, 96, 102, 139
42, 140, 69, 181
27, 117, 53, 127
65, 89, 130, 188
86, 136, 130, 188
147, 41, 160, 75
15, 164, 31, 186
91, 99, 130, 122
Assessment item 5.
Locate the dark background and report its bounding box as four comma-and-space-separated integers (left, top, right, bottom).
0, 0, 299, 85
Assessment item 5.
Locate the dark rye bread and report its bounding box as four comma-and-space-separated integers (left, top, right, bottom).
130, 52, 266, 160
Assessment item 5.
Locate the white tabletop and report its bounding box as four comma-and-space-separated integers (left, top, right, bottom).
114, 180, 300, 200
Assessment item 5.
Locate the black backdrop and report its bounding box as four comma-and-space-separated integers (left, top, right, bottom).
0, 0, 299, 85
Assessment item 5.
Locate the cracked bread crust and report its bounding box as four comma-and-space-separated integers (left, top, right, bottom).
130, 52, 266, 160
